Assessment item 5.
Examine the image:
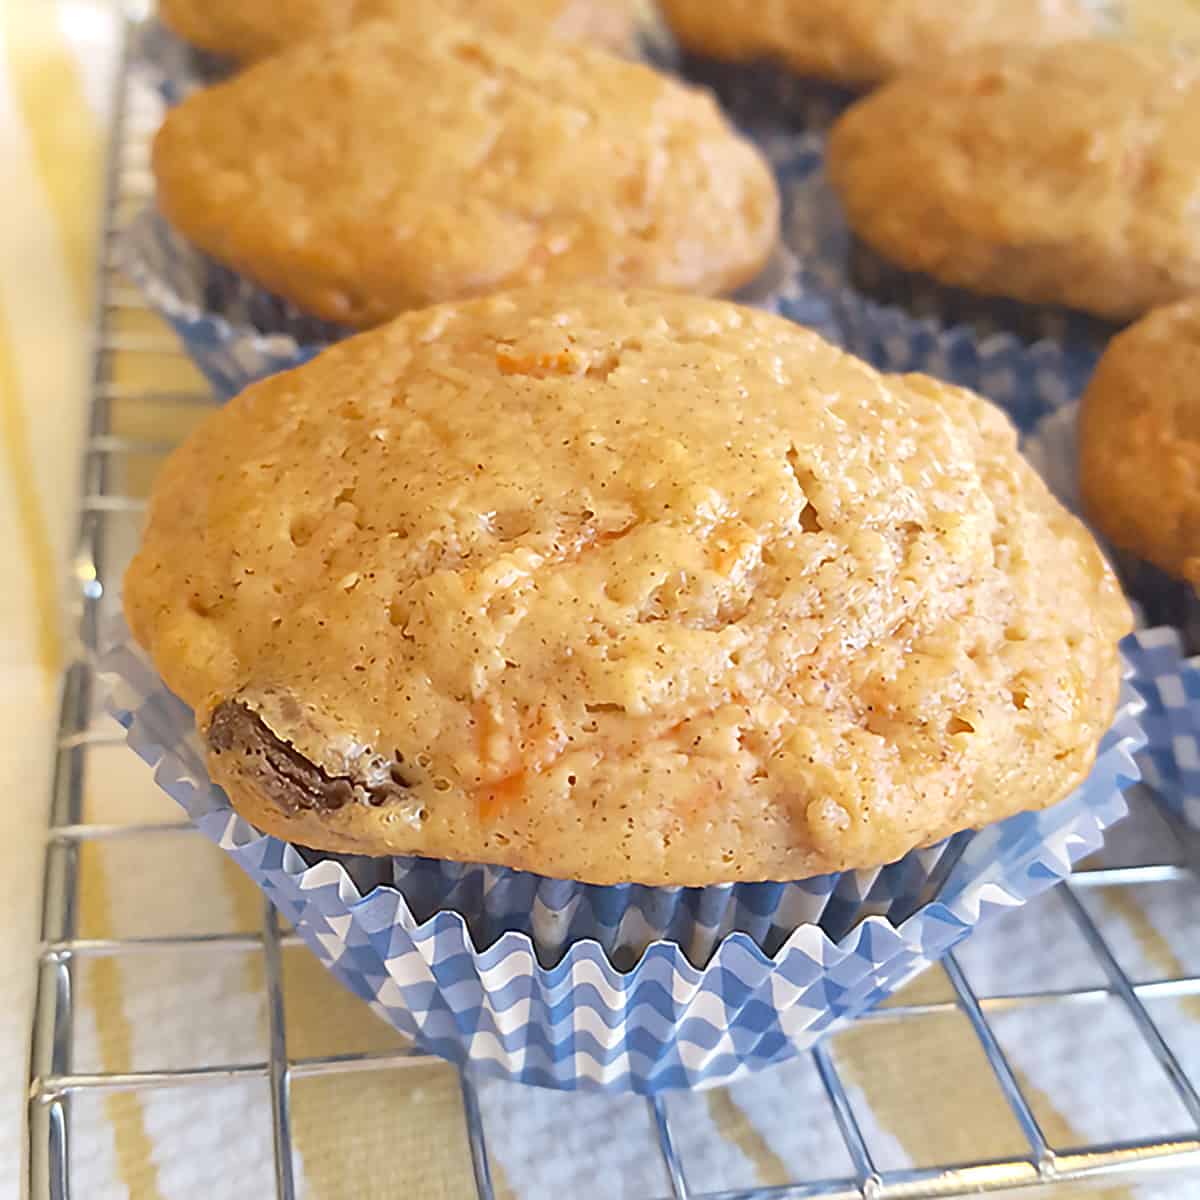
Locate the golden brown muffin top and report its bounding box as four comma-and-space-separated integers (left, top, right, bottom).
151, 20, 779, 328
159, 0, 646, 61
658, 0, 1098, 86
125, 289, 1131, 885
1080, 297, 1200, 589
828, 40, 1200, 322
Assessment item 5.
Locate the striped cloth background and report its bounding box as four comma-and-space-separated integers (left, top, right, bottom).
2, 0, 107, 1195
3, 1, 1200, 1197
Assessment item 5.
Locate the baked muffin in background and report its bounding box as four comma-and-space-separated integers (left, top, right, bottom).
124, 287, 1131, 886
150, 21, 779, 329
827, 40, 1200, 324
158, 0, 649, 62
1080, 297, 1200, 644
657, 0, 1100, 87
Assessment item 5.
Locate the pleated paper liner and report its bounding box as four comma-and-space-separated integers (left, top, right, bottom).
1109, 554, 1200, 654
122, 23, 841, 401
100, 623, 1152, 1091
129, 14, 1128, 435
844, 234, 1122, 357
772, 134, 1107, 437
1134, 637, 1200, 832
1025, 405, 1200, 833
120, 208, 347, 399
666, 0, 1127, 138
114, 1, 1169, 1094
1023, 402, 1200, 654
670, 51, 857, 136
130, 17, 233, 105
119, 202, 827, 401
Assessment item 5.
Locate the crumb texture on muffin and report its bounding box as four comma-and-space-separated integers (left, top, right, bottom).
658, 0, 1097, 85
158, 0, 645, 61
125, 288, 1130, 885
1080, 297, 1200, 589
828, 40, 1200, 321
151, 21, 778, 328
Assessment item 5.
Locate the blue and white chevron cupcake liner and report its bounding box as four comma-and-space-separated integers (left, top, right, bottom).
121, 136, 1106, 430
130, 17, 232, 106
120, 207, 343, 399
128, 22, 1121, 432
119, 196, 832, 402
100, 624, 1152, 1092
121, 21, 839, 401
1130, 629, 1200, 831
1025, 406, 1200, 827
1023, 403, 1199, 647
772, 135, 1103, 438
669, 53, 857, 135
664, 0, 1123, 139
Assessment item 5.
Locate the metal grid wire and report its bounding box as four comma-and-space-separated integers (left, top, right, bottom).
23, 14, 1200, 1199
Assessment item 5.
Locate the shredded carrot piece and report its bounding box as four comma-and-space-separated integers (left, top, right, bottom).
479, 771, 526, 824
474, 702, 567, 822
496, 347, 577, 377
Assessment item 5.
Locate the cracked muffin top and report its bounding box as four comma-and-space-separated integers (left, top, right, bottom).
151, 19, 779, 329
159, 0, 647, 63
124, 288, 1131, 885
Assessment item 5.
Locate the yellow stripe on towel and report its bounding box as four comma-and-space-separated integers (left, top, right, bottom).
1, 0, 101, 312
0, 1, 161, 1194
0, 308, 62, 678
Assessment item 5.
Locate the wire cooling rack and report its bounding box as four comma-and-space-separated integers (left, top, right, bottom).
24, 12, 1200, 1199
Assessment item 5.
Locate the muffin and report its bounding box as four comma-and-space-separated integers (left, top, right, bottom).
1080, 297, 1200, 642
150, 22, 779, 329
158, 0, 648, 62
124, 287, 1131, 887
827, 40, 1200, 323
658, 0, 1100, 87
